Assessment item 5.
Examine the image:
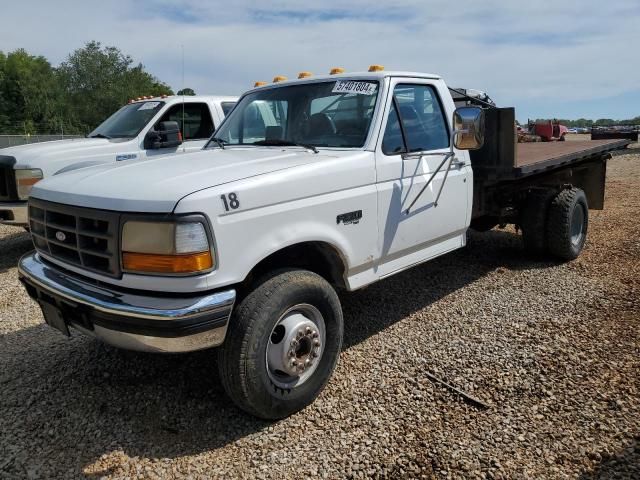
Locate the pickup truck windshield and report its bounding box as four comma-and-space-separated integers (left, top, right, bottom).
212, 80, 379, 149
88, 101, 165, 139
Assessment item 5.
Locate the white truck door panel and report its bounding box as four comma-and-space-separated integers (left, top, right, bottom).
375, 80, 470, 276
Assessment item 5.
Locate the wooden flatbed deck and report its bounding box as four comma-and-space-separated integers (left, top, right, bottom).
514, 139, 630, 176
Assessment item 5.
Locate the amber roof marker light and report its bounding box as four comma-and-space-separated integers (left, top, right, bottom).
298, 71, 313, 79
272, 75, 288, 83
329, 67, 345, 75
368, 65, 384, 72
254, 81, 267, 87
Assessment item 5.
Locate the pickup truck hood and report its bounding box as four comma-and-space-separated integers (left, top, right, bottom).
31, 148, 335, 212
1, 138, 130, 174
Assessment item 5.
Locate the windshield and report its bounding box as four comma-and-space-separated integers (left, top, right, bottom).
212, 80, 379, 149
88, 101, 165, 138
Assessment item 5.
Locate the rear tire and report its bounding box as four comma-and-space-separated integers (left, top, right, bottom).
546, 187, 588, 260
521, 189, 556, 254
218, 269, 343, 419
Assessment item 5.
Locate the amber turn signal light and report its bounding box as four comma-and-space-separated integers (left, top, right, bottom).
123, 251, 213, 274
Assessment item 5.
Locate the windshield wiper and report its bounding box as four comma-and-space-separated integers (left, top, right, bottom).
210, 137, 226, 149
253, 139, 318, 154
88, 133, 112, 139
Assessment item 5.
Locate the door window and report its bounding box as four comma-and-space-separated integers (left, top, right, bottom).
381, 84, 449, 154
156, 103, 214, 140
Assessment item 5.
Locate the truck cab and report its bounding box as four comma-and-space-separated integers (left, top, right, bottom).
18, 67, 622, 419
0, 95, 237, 226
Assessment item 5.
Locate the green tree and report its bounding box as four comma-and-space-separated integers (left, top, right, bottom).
0, 49, 63, 134
177, 87, 196, 96
57, 41, 172, 132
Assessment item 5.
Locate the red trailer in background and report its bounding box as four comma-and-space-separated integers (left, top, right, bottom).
528, 119, 568, 141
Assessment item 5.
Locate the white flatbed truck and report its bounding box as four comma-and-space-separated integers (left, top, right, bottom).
17, 67, 629, 418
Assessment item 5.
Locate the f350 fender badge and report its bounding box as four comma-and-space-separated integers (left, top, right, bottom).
337, 210, 362, 225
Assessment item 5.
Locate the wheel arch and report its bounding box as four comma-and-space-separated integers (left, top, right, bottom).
240, 240, 349, 293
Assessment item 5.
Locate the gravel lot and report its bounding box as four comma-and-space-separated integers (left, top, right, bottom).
1, 146, 638, 479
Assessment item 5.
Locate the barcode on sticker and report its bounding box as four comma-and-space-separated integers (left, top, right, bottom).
332, 81, 377, 95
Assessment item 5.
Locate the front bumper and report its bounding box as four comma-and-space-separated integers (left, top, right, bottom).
18, 252, 236, 353
0, 202, 28, 226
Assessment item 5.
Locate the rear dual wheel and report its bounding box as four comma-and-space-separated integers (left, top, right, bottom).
521, 187, 588, 260
218, 269, 343, 419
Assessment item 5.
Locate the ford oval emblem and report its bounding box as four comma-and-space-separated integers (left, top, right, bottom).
55, 231, 67, 242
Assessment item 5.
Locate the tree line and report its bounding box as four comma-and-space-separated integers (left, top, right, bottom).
0, 41, 192, 136
531, 118, 640, 128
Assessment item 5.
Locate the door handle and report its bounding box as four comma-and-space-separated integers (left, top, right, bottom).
450, 158, 466, 168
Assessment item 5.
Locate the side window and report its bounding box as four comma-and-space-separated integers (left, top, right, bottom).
382, 102, 406, 155
221, 102, 236, 116
391, 84, 449, 153
156, 103, 214, 140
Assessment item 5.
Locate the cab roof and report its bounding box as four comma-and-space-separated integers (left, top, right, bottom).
129, 95, 237, 104
248, 71, 442, 93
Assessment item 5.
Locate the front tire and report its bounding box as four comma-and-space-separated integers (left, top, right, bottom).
218, 269, 343, 419
546, 187, 588, 260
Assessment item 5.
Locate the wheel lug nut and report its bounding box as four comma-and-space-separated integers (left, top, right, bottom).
297, 329, 304, 338
312, 331, 319, 338
305, 359, 312, 367
311, 351, 318, 358
290, 359, 297, 367
288, 350, 296, 357
290, 340, 298, 347
305, 326, 312, 335
313, 339, 321, 347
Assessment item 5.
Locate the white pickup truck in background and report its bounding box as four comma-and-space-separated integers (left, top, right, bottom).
17, 67, 628, 419
0, 95, 237, 226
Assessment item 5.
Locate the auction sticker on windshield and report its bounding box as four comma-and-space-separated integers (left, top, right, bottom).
138, 101, 161, 110
332, 81, 377, 95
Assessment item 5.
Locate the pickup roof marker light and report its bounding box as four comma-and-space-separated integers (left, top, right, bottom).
368, 64, 384, 72
329, 67, 345, 75
254, 81, 267, 87
298, 71, 312, 79
273, 76, 287, 83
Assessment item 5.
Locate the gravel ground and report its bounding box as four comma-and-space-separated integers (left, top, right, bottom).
1, 147, 639, 479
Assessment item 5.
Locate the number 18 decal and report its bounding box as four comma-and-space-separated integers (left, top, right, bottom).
221, 192, 240, 211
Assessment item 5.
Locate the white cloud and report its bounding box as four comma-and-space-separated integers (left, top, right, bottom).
1, 0, 638, 119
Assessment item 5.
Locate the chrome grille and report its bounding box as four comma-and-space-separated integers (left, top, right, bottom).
28, 199, 121, 277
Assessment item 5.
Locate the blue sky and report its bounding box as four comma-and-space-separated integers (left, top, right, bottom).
1, 0, 639, 121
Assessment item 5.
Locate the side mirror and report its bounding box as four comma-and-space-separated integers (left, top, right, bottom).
144, 121, 183, 149
453, 107, 485, 150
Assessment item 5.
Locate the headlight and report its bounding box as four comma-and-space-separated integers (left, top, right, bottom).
121, 220, 213, 274
15, 169, 44, 200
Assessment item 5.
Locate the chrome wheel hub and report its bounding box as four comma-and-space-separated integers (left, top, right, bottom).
266, 304, 325, 389
571, 204, 585, 246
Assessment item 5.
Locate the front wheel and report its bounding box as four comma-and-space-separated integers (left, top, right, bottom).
218, 269, 343, 419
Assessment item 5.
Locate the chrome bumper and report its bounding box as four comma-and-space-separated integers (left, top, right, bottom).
0, 202, 28, 226
18, 252, 236, 353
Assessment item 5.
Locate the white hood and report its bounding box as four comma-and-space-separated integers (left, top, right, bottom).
1, 138, 134, 174
30, 147, 337, 212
